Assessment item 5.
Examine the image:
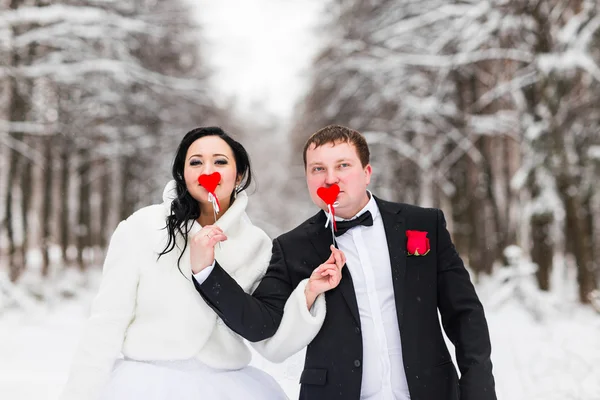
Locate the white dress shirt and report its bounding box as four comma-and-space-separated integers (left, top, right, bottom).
335, 193, 410, 400
194, 260, 215, 282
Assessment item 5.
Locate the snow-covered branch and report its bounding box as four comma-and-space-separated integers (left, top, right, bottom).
0, 120, 55, 135
467, 111, 520, 136
11, 21, 160, 50
370, 2, 490, 42
0, 131, 46, 161
0, 4, 150, 33
472, 69, 540, 112
537, 50, 600, 82
1, 59, 210, 100
347, 48, 534, 70
363, 130, 456, 195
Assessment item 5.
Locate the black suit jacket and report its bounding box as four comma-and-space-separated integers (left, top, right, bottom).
195, 197, 496, 400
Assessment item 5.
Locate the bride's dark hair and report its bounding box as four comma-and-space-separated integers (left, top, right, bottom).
158, 127, 252, 270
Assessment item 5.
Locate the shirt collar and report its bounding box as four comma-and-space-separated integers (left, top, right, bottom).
334, 190, 378, 222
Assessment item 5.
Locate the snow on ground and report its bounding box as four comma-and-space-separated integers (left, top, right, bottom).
1, 269, 600, 400
486, 302, 600, 400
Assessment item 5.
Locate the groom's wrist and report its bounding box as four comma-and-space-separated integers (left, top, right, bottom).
192, 261, 216, 283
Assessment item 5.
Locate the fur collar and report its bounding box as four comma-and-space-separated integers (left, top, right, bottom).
160, 180, 267, 290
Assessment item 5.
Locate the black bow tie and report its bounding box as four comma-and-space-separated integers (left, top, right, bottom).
334, 211, 373, 236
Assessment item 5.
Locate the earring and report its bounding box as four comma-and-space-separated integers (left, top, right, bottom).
233, 185, 239, 199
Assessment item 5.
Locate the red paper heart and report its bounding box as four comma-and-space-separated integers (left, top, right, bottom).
317, 184, 340, 205
198, 172, 221, 193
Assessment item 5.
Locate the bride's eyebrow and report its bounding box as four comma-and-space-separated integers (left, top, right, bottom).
188, 153, 230, 160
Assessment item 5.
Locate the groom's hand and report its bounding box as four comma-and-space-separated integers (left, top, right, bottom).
305, 245, 346, 309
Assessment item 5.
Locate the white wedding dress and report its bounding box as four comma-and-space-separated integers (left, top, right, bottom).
100, 357, 288, 400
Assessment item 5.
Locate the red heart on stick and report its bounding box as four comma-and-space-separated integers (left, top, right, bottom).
317, 184, 340, 205
198, 172, 221, 193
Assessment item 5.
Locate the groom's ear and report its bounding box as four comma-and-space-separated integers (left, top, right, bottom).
365, 164, 372, 184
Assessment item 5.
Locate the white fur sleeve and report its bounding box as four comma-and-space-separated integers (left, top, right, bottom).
251, 278, 326, 363
60, 220, 140, 400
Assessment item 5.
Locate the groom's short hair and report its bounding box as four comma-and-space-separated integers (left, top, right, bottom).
302, 125, 370, 168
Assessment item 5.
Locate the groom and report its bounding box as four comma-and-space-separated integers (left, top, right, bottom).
194, 125, 496, 400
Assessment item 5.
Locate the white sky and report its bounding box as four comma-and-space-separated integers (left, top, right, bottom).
192, 0, 325, 119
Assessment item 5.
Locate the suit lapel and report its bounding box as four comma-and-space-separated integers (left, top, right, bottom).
306, 211, 332, 261
337, 263, 360, 325
376, 197, 407, 330
306, 211, 361, 325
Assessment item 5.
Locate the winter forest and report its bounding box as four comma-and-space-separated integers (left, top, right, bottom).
1, 0, 600, 399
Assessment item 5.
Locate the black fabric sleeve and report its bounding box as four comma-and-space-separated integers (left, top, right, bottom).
194, 238, 294, 342
435, 209, 497, 400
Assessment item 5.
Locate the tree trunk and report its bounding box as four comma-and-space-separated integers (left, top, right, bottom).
19, 136, 33, 272
76, 148, 91, 271
530, 212, 554, 291
448, 72, 472, 262
562, 187, 596, 303
480, 136, 507, 265
526, 165, 555, 291
503, 136, 520, 248
0, 138, 6, 255
466, 155, 494, 275
582, 193, 598, 299
119, 156, 135, 222
5, 0, 28, 281
59, 135, 72, 265
592, 186, 600, 289
17, 8, 40, 274
449, 157, 471, 263
99, 160, 112, 249
40, 136, 54, 277
5, 135, 22, 281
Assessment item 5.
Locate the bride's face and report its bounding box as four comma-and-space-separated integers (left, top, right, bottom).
183, 136, 240, 207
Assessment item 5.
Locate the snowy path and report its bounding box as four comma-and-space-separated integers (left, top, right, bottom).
1, 294, 600, 399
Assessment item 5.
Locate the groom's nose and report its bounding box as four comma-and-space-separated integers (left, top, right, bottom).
325, 169, 338, 185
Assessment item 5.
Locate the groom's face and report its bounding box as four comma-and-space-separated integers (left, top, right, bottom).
305, 141, 372, 219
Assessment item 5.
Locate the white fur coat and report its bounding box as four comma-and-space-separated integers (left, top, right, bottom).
60, 181, 326, 400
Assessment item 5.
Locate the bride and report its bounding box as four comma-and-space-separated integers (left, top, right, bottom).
60, 127, 341, 400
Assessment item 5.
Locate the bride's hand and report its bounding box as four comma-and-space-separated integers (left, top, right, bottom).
190, 225, 227, 274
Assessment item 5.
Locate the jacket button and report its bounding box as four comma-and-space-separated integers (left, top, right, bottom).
354, 327, 360, 334
354, 359, 361, 367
